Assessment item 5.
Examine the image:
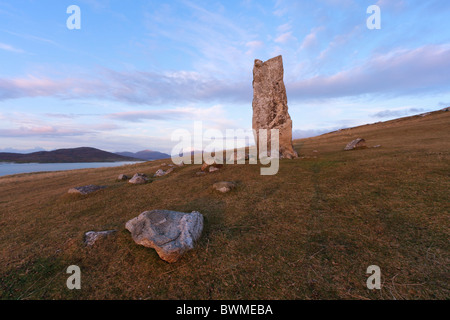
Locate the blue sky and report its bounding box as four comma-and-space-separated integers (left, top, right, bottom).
0, 0, 449, 153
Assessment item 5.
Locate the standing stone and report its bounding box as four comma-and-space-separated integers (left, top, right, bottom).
125, 210, 204, 263
252, 55, 298, 159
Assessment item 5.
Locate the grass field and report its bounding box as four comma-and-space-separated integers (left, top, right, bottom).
0, 109, 449, 300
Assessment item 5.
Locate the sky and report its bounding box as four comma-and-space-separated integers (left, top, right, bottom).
0, 0, 449, 153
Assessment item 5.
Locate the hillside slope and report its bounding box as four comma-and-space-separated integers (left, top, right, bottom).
0, 147, 141, 163
115, 150, 170, 161
0, 109, 448, 300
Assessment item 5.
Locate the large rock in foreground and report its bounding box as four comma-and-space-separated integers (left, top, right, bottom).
252, 55, 298, 159
125, 210, 204, 263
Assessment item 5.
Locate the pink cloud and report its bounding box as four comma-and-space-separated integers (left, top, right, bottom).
0, 44, 449, 104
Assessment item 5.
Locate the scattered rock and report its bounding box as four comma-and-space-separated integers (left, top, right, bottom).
68, 185, 106, 195
166, 167, 174, 174
201, 162, 223, 172
212, 181, 236, 193
125, 210, 204, 263
372, 145, 381, 148
196, 171, 206, 176
154, 167, 174, 177
252, 55, 298, 159
118, 174, 128, 181
84, 230, 117, 246
128, 173, 149, 184
344, 138, 367, 151
154, 169, 166, 177
209, 166, 219, 173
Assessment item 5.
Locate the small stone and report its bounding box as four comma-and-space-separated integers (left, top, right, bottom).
84, 230, 117, 246
166, 167, 174, 174
118, 174, 128, 181
68, 185, 106, 195
129, 173, 149, 184
154, 167, 174, 177
209, 166, 219, 173
201, 162, 223, 172
212, 181, 236, 193
344, 138, 367, 151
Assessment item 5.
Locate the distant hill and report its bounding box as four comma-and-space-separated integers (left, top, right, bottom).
0, 147, 141, 163
115, 150, 170, 161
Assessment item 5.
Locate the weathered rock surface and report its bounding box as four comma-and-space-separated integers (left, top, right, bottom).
84, 230, 117, 246
344, 138, 367, 151
212, 181, 236, 193
125, 210, 204, 263
68, 185, 106, 195
118, 174, 128, 181
154, 169, 165, 177
252, 55, 298, 159
154, 167, 174, 177
128, 173, 149, 184
201, 162, 223, 172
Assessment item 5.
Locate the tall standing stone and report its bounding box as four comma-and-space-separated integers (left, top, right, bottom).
252, 55, 298, 159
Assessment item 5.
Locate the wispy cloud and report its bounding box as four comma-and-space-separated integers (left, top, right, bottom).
289, 44, 450, 100
299, 27, 324, 51
371, 108, 427, 118
0, 42, 25, 53
1, 43, 449, 104
106, 105, 236, 128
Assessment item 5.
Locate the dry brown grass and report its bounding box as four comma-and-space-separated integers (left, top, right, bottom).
0, 110, 449, 300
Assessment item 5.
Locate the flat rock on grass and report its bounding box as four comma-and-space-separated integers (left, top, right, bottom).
84, 230, 117, 246
344, 138, 367, 151
125, 210, 204, 263
213, 181, 236, 193
68, 185, 106, 195
129, 173, 149, 184
154, 167, 174, 177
